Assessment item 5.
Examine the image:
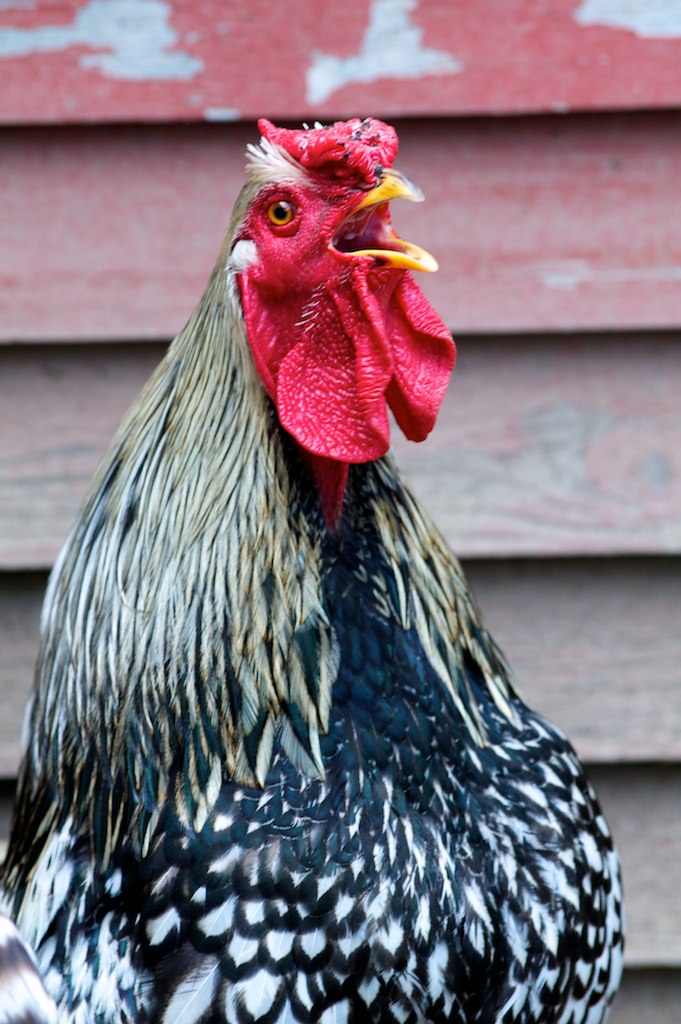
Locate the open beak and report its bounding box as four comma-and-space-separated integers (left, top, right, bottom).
331, 168, 439, 273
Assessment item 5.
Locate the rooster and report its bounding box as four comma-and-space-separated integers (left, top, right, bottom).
1, 118, 623, 1023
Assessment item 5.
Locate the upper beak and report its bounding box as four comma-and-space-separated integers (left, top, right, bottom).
333, 168, 439, 273
331, 167, 438, 274
354, 167, 425, 210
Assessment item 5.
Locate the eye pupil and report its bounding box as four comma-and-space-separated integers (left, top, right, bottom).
267, 200, 296, 226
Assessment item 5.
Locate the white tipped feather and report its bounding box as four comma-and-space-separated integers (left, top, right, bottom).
245, 138, 308, 185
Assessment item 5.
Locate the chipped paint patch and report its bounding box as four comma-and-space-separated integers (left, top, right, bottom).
204, 107, 240, 122
0, 0, 203, 79
574, 0, 681, 38
541, 260, 681, 290
306, 0, 461, 105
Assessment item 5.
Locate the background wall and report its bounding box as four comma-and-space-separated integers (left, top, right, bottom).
1, 2, 681, 1019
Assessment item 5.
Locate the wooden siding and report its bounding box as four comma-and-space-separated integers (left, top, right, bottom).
614, 970, 681, 1024
3, 115, 681, 340
2, 1, 681, 124
3, 334, 681, 567
1, 2, 680, 1018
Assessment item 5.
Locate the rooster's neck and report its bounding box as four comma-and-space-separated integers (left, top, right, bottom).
302, 452, 349, 530
23, 266, 337, 855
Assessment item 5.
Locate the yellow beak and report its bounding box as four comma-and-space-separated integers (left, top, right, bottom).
350, 168, 439, 273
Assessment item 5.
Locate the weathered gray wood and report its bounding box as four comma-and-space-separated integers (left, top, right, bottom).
3, 334, 681, 566
465, 558, 681, 763
0, 574, 42, 776
0, 782, 15, 846
610, 969, 681, 1024
2, 560, 679, 774
395, 334, 681, 557
0, 343, 161, 569
589, 766, 681, 967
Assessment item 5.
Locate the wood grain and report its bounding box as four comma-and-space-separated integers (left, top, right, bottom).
3, 334, 681, 566
0, 574, 43, 775
611, 969, 681, 1024
466, 559, 681, 764
2, 114, 681, 340
2, 558, 678, 774
1, 1, 681, 124
395, 333, 681, 557
0, 344, 161, 568
590, 766, 681, 967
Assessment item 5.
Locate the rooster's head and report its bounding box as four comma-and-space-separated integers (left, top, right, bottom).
229, 118, 455, 525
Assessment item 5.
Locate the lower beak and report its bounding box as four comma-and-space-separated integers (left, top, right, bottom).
349, 168, 439, 273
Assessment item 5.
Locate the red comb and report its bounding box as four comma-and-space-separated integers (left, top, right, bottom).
257, 118, 399, 187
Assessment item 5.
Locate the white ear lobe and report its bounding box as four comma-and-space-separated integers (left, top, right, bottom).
228, 239, 258, 272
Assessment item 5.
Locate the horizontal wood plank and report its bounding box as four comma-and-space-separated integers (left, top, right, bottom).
2, 1, 681, 124
2, 114, 681, 340
465, 559, 681, 764
0, 574, 42, 775
3, 334, 681, 565
611, 969, 681, 1024
0, 344, 161, 568
395, 333, 681, 557
2, 558, 679, 774
590, 766, 681, 967
0, 782, 16, 844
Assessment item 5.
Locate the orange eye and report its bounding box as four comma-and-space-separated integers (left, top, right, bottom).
267, 200, 296, 226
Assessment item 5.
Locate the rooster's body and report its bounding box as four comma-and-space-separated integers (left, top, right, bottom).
1, 119, 623, 1023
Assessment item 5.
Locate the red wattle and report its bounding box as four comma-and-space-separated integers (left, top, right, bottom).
239, 267, 454, 468
276, 271, 394, 463
385, 274, 456, 441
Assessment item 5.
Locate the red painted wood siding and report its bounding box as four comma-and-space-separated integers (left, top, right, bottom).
2, 0, 681, 124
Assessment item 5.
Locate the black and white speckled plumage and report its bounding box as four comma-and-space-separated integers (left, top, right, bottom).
1, 459, 624, 1023
0, 125, 623, 1023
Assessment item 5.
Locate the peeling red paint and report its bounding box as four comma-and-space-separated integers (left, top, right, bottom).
1, 0, 681, 124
